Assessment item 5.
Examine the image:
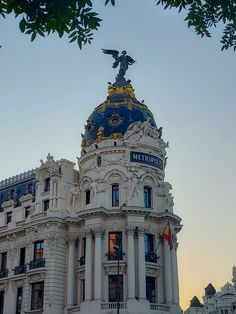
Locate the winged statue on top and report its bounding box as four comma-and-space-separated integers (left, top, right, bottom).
102, 49, 136, 84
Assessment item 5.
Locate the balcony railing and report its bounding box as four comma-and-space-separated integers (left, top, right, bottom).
107, 251, 124, 261
145, 252, 158, 263
14, 265, 26, 275
0, 269, 8, 278
29, 258, 45, 270
150, 303, 170, 311
80, 256, 85, 266
101, 302, 127, 310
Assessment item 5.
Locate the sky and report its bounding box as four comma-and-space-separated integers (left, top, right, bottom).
0, 0, 236, 310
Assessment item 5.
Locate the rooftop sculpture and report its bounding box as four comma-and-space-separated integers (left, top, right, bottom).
102, 49, 136, 86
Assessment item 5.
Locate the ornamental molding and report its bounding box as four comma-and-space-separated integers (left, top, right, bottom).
67, 234, 78, 246
104, 261, 127, 275
12, 278, 26, 291
27, 271, 46, 284
92, 225, 105, 238
146, 265, 161, 277
0, 281, 9, 292
126, 224, 136, 236
37, 153, 61, 178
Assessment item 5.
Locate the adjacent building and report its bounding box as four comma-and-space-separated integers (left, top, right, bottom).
0, 62, 182, 313
185, 267, 236, 314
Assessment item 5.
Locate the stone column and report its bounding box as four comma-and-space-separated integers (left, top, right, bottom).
163, 240, 173, 303
67, 235, 77, 306
137, 226, 146, 300
94, 226, 104, 300
171, 240, 179, 304
126, 225, 136, 300
85, 229, 93, 301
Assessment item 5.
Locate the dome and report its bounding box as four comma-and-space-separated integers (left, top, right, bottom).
205, 283, 216, 297
82, 83, 157, 148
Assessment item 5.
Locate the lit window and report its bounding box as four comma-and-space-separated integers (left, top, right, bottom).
108, 232, 122, 260
112, 184, 119, 207
31, 282, 44, 310
15, 287, 23, 314
109, 275, 123, 302
34, 241, 44, 261
43, 199, 49, 211
6, 212, 12, 224
144, 186, 152, 208
44, 178, 50, 192
146, 276, 156, 303
85, 190, 90, 205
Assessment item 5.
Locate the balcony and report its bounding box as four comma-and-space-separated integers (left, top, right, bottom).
80, 256, 85, 266
101, 302, 127, 310
0, 269, 8, 279
107, 251, 124, 261
150, 303, 170, 312
14, 265, 26, 275
29, 258, 45, 270
145, 252, 158, 263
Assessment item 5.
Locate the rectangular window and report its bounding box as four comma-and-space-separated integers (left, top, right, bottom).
34, 241, 44, 261
80, 279, 85, 302
144, 186, 152, 208
44, 178, 50, 192
146, 276, 156, 303
31, 282, 44, 310
112, 184, 119, 207
43, 199, 49, 211
85, 190, 90, 205
0, 252, 7, 272
25, 206, 31, 218
109, 275, 123, 302
80, 237, 86, 266
108, 232, 122, 260
15, 287, 23, 314
6, 212, 12, 224
0, 291, 4, 314
19, 248, 25, 267
145, 234, 157, 263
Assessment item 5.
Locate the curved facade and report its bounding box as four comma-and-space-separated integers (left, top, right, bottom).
0, 80, 182, 314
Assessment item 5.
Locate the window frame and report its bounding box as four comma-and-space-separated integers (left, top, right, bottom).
31, 282, 44, 311
109, 275, 123, 302
34, 241, 44, 261
85, 189, 91, 205
146, 276, 156, 303
15, 287, 23, 314
144, 186, 152, 208
108, 232, 123, 261
6, 212, 12, 224
112, 184, 120, 207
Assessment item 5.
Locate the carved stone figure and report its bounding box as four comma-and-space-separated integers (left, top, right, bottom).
126, 173, 139, 200
70, 185, 80, 210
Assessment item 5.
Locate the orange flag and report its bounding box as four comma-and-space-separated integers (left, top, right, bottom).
162, 221, 172, 247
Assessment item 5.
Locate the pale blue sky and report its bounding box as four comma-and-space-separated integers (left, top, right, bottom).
0, 0, 236, 309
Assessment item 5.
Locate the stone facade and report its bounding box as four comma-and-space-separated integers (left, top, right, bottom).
0, 82, 182, 314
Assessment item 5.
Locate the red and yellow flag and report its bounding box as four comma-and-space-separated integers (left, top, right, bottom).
162, 221, 172, 247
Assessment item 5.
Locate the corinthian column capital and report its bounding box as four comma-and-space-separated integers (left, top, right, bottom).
67, 234, 77, 246
126, 224, 136, 236
93, 225, 104, 238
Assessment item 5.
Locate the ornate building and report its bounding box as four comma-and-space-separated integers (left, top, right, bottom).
0, 52, 182, 314
185, 267, 236, 314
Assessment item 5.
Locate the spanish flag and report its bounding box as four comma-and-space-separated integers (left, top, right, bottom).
162, 221, 172, 247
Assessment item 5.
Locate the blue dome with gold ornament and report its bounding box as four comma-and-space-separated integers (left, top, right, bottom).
82, 84, 157, 147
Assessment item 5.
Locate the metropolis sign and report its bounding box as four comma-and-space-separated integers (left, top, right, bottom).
130, 151, 164, 170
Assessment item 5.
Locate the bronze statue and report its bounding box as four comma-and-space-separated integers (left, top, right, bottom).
102, 49, 136, 83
